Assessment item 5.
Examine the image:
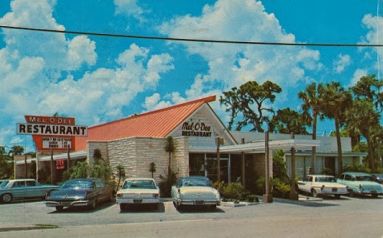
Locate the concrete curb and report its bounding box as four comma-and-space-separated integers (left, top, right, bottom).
220, 201, 259, 207
0, 224, 58, 232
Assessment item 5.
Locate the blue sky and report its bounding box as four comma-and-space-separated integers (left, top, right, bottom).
0, 0, 382, 151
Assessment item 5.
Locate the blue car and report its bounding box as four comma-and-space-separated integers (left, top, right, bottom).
0, 179, 58, 203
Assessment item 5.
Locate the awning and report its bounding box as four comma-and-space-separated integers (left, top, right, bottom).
220, 139, 320, 153
15, 150, 87, 165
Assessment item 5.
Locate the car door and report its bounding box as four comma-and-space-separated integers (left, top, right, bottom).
25, 180, 40, 198
10, 181, 26, 199
95, 179, 107, 202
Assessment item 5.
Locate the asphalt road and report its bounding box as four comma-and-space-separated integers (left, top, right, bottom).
0, 196, 382, 238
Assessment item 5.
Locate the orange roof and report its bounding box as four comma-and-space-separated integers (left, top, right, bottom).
75, 95, 216, 151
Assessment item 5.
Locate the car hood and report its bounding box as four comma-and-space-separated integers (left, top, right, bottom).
47, 188, 91, 200
117, 188, 159, 194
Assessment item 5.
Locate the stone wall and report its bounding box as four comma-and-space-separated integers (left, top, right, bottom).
88, 136, 190, 184
87, 141, 108, 164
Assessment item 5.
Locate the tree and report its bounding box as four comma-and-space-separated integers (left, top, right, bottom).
9, 145, 24, 155
149, 162, 156, 178
220, 80, 282, 132
116, 165, 126, 188
345, 100, 380, 170
299, 82, 322, 173
351, 75, 383, 113
0, 147, 13, 179
164, 136, 175, 179
318, 82, 352, 175
270, 108, 309, 135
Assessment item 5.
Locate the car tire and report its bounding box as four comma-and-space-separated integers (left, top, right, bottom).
311, 189, 318, 198
88, 199, 97, 210
1, 193, 13, 203
55, 206, 63, 212
371, 194, 378, 198
334, 194, 341, 199
120, 204, 127, 212
208, 205, 216, 211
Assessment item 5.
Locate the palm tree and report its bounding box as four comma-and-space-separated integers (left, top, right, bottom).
346, 100, 380, 170
299, 83, 321, 174
164, 136, 175, 179
318, 82, 352, 175
116, 164, 126, 188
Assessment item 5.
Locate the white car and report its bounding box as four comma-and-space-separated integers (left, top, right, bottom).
298, 175, 348, 198
171, 176, 220, 210
116, 178, 160, 211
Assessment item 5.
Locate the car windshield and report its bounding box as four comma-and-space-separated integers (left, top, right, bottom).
61, 180, 93, 189
316, 177, 336, 182
182, 177, 212, 187
355, 175, 373, 181
0, 180, 9, 188
123, 180, 156, 189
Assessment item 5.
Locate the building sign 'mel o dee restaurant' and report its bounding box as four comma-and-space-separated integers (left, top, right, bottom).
181, 121, 212, 137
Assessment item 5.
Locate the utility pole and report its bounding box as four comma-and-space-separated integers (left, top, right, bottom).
216, 137, 222, 182
289, 133, 298, 200
263, 131, 272, 203
50, 149, 54, 184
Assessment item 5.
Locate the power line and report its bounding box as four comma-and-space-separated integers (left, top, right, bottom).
1, 25, 383, 48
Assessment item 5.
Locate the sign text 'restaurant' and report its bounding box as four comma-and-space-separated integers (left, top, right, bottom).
17, 123, 87, 136
181, 121, 212, 137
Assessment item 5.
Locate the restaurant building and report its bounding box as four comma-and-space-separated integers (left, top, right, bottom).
15, 95, 365, 184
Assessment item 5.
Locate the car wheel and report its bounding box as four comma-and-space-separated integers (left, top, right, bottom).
311, 189, 318, 198
1, 193, 13, 203
371, 194, 378, 198
55, 206, 63, 212
334, 194, 341, 199
120, 204, 127, 212
208, 205, 216, 211
88, 199, 97, 210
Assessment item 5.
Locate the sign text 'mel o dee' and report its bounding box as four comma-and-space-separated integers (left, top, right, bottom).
181, 121, 212, 137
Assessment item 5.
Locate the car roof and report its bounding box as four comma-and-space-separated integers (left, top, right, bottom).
307, 174, 334, 177
179, 176, 210, 180
342, 172, 370, 176
8, 179, 36, 182
123, 178, 155, 181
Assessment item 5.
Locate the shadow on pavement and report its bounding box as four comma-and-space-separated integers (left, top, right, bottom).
48, 200, 116, 214
176, 205, 225, 214
274, 198, 339, 207
119, 203, 165, 213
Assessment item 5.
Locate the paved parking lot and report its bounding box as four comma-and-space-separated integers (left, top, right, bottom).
0, 196, 382, 227
0, 196, 382, 238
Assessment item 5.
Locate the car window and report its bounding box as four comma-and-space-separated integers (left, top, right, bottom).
61, 180, 94, 189
12, 181, 26, 187
26, 181, 36, 186
0, 181, 9, 188
355, 175, 372, 181
123, 180, 156, 189
308, 176, 313, 182
344, 175, 353, 181
181, 177, 212, 187
315, 177, 336, 182
95, 180, 104, 188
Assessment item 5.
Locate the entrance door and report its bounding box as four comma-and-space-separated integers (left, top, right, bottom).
324, 157, 335, 175
206, 155, 228, 183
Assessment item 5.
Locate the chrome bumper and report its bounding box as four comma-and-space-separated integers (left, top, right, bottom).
46, 200, 90, 207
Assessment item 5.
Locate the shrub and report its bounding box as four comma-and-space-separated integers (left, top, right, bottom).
343, 164, 371, 173
159, 169, 177, 197
221, 182, 247, 199
271, 178, 290, 198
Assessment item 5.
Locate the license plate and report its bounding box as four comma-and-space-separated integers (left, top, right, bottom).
133, 199, 142, 203
332, 188, 337, 192
195, 200, 204, 205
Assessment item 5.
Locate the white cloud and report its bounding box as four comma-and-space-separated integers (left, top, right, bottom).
114, 0, 144, 21
0, 0, 97, 71
361, 14, 383, 75
0, 1, 173, 146
350, 68, 368, 86
333, 54, 351, 74
159, 0, 322, 101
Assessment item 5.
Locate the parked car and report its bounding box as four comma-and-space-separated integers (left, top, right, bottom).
297, 175, 348, 198
116, 178, 160, 211
45, 178, 114, 211
171, 176, 220, 210
337, 172, 383, 197
371, 173, 383, 184
0, 179, 58, 203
